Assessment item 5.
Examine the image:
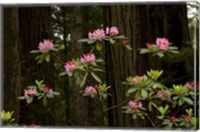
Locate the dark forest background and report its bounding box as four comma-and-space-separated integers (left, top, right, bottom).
2, 2, 199, 127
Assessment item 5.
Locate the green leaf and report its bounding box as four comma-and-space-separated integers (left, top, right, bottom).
90, 62, 97, 66
95, 59, 104, 63
109, 39, 115, 44
76, 66, 86, 71
37, 56, 44, 64
45, 53, 50, 62
125, 45, 132, 50
157, 52, 164, 57
27, 97, 33, 104
135, 90, 141, 99
18, 96, 25, 100
96, 42, 103, 51
78, 38, 89, 43
46, 93, 54, 98
157, 105, 169, 115
91, 72, 102, 84
114, 35, 126, 39
80, 72, 88, 87
27, 85, 37, 89
183, 97, 193, 105
168, 46, 178, 50
30, 50, 40, 54
92, 68, 104, 73
35, 80, 43, 88
43, 96, 47, 107
148, 102, 153, 112
126, 88, 137, 96
67, 71, 73, 77
186, 108, 193, 116
139, 49, 148, 54
52, 92, 60, 96
88, 39, 96, 44
170, 50, 179, 54
59, 72, 67, 76
141, 89, 148, 98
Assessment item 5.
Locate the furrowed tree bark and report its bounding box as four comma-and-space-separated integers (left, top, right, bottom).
19, 7, 55, 125
3, 7, 21, 124
104, 3, 190, 127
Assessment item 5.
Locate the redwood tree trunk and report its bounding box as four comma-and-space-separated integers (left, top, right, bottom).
3, 7, 21, 124
104, 3, 190, 127
18, 7, 55, 125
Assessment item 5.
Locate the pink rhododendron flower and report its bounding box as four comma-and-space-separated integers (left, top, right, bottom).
140, 75, 147, 80
38, 40, 54, 53
165, 90, 171, 97
156, 38, 169, 51
185, 81, 198, 90
146, 43, 152, 48
106, 27, 110, 34
183, 115, 191, 122
132, 78, 138, 84
157, 90, 163, 98
24, 88, 37, 99
128, 100, 137, 109
81, 53, 96, 63
138, 101, 143, 108
122, 39, 128, 44
170, 115, 176, 123
109, 26, 119, 36
44, 86, 53, 93
64, 61, 78, 73
30, 124, 37, 127
128, 100, 143, 112
84, 86, 97, 94
88, 28, 105, 40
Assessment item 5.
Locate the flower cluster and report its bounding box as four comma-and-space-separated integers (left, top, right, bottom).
183, 115, 191, 122
106, 26, 119, 36
88, 29, 105, 40
122, 39, 128, 44
170, 115, 176, 123
185, 81, 198, 90
24, 88, 37, 99
128, 100, 143, 112
43, 86, 53, 93
169, 115, 192, 123
146, 38, 169, 51
38, 40, 54, 53
156, 38, 169, 51
132, 74, 147, 85
140, 37, 179, 58
64, 61, 78, 73
88, 26, 119, 40
84, 86, 97, 94
81, 53, 96, 63
18, 80, 60, 105
157, 90, 171, 98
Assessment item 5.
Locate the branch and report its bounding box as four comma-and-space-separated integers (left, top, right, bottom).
105, 98, 130, 112
145, 113, 156, 127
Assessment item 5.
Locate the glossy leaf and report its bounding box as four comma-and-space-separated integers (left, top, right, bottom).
80, 72, 88, 87
91, 72, 102, 84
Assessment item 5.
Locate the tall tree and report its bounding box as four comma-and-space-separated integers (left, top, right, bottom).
104, 3, 190, 127
18, 7, 55, 125
3, 7, 21, 123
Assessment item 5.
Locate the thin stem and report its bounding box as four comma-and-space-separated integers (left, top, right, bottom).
51, 53, 64, 64
96, 89, 106, 125
145, 113, 156, 127
105, 98, 129, 112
